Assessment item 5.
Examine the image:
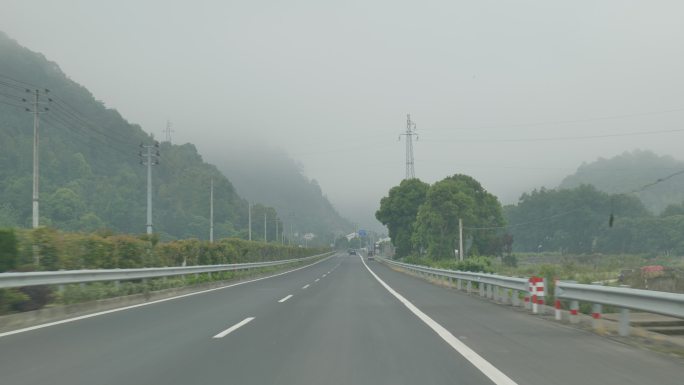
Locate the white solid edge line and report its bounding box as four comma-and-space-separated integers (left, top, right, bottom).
359, 256, 518, 385
278, 294, 293, 303
0, 254, 336, 339
314, 278, 320, 282
213, 317, 255, 338
302, 284, 310, 289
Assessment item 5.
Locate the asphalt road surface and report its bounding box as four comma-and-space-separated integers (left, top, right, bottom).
1, 253, 682, 385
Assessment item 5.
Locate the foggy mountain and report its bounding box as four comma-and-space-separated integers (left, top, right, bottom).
558, 150, 684, 214
205, 142, 353, 243
0, 31, 253, 239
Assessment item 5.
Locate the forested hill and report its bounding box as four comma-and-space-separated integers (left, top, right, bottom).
0, 31, 251, 239
559, 150, 684, 214
210, 143, 352, 244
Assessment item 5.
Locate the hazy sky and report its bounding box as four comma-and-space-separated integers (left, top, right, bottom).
2, 0, 684, 230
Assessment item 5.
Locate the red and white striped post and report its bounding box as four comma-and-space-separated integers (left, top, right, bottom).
536, 278, 546, 314
529, 276, 545, 314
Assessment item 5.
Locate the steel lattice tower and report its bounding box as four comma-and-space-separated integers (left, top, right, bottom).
400, 114, 417, 179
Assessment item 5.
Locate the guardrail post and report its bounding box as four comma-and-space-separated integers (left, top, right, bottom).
457, 279, 462, 291
592, 303, 603, 330
512, 290, 520, 307
467, 280, 472, 294
501, 288, 509, 304
479, 282, 485, 297
114, 280, 120, 290
619, 308, 630, 337
569, 300, 579, 324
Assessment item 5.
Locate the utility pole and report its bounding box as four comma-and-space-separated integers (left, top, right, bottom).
23, 89, 50, 228
139, 141, 160, 234
399, 114, 417, 180
459, 218, 464, 261
289, 222, 293, 246
248, 203, 252, 241
275, 218, 278, 244
162, 120, 174, 143
264, 212, 267, 242
209, 178, 214, 243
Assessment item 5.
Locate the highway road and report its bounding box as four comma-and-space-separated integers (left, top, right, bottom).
0, 252, 682, 385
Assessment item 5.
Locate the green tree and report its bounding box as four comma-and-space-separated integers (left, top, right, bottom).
412, 174, 504, 259
0, 228, 18, 272
376, 179, 429, 257
506, 185, 650, 253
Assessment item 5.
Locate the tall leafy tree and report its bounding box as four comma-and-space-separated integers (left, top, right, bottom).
375, 179, 429, 257
412, 174, 504, 259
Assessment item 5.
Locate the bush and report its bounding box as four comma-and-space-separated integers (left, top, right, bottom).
0, 228, 18, 272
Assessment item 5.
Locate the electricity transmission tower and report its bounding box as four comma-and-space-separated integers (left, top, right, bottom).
399, 114, 417, 179
23, 89, 51, 228
162, 120, 174, 143
139, 141, 160, 234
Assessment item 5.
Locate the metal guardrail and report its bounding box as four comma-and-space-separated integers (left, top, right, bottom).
377, 257, 530, 306
556, 281, 684, 319
556, 281, 684, 336
378, 256, 684, 337
0, 252, 335, 289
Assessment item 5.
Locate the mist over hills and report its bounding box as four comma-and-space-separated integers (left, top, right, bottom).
558, 149, 684, 214
0, 32, 350, 243
205, 142, 353, 243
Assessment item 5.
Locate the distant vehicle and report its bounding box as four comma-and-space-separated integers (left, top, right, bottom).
348, 249, 356, 255
367, 254, 374, 261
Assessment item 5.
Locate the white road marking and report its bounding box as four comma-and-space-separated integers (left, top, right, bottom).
278, 294, 293, 303
315, 278, 320, 282
0, 254, 337, 339
213, 317, 255, 338
302, 284, 310, 289
322, 274, 327, 277
360, 256, 519, 385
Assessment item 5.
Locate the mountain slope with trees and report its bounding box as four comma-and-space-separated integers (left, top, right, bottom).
0, 31, 255, 239
559, 150, 684, 214
210, 144, 353, 246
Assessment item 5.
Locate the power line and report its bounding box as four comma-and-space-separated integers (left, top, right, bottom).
48, 105, 138, 148
0, 80, 28, 92
463, 209, 581, 231
422, 107, 684, 132
628, 169, 684, 194
41, 116, 135, 158
424, 127, 684, 144
0, 73, 39, 88
0, 99, 27, 109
